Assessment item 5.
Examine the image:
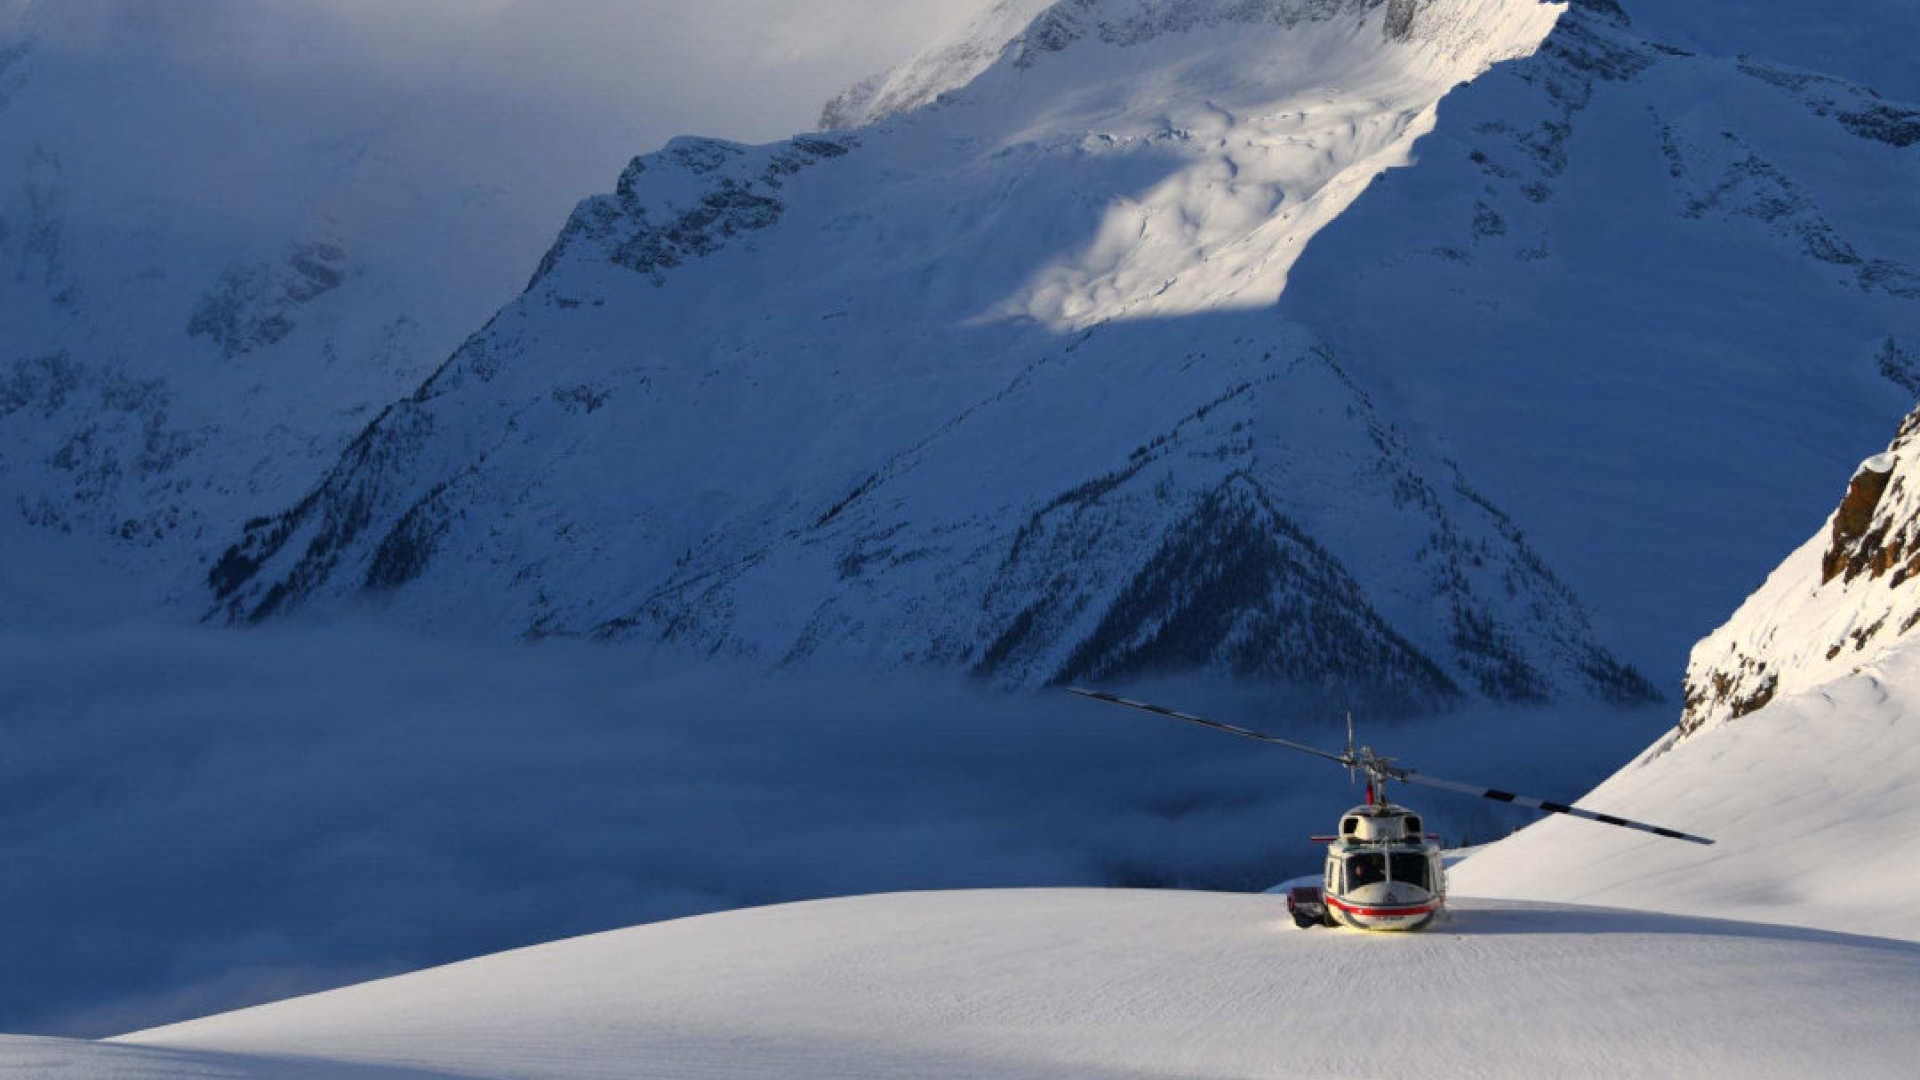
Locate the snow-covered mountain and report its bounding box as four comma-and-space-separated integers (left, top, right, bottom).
0, 0, 982, 618
194, 0, 1920, 704
0, 1, 574, 611
19, 394, 1920, 1079
202, 0, 1632, 707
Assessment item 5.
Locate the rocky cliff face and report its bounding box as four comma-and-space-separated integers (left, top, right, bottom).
1682, 405, 1920, 735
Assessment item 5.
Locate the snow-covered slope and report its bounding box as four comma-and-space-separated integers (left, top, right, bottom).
821, 0, 1057, 130
1455, 636, 1920, 939
1280, 0, 1920, 666
1455, 402, 1920, 938
17, 890, 1891, 1080
1680, 404, 1920, 734
0, 0, 990, 618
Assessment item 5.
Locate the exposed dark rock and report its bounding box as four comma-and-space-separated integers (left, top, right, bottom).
1839, 104, 1920, 149
1382, 0, 1419, 43
188, 240, 348, 360
1823, 459, 1895, 583
1873, 336, 1920, 395
528, 135, 854, 292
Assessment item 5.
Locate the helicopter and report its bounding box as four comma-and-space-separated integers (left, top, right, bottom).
1065, 687, 1713, 931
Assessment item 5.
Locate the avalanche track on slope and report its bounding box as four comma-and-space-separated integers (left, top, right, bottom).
0, 890, 1894, 1080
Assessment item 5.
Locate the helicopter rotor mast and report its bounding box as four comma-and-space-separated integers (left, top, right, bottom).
1064, 687, 1714, 846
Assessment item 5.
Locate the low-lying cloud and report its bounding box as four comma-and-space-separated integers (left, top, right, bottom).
0, 625, 1673, 1037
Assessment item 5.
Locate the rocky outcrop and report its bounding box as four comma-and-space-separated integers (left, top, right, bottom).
187, 239, 349, 360
1682, 406, 1920, 736
527, 136, 854, 293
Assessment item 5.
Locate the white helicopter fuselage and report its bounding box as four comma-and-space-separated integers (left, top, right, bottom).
1317, 803, 1446, 931
1059, 687, 1711, 932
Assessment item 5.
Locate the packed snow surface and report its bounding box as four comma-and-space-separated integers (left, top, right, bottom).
8, 890, 1891, 1080
1457, 635, 1920, 942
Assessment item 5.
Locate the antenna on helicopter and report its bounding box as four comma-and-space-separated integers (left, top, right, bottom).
1065, 687, 1713, 846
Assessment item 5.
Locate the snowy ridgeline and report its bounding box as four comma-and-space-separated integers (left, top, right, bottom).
0, 0, 986, 614
4, 2, 1920, 1073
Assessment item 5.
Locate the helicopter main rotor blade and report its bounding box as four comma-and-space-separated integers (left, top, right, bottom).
1395, 770, 1715, 846
1064, 688, 1354, 767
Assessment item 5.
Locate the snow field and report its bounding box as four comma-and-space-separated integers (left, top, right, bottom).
1456, 635, 1920, 941
74, 889, 1920, 1080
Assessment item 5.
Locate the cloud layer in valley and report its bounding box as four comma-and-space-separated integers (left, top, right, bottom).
0, 625, 1672, 1037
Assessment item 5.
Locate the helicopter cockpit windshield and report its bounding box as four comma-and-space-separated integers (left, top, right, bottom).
1389, 851, 1430, 890
1344, 853, 1385, 889
1343, 851, 1430, 892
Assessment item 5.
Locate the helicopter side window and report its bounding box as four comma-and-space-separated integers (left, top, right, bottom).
1389, 851, 1430, 890
1345, 853, 1385, 890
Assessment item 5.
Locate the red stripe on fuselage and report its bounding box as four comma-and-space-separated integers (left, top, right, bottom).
1324, 894, 1438, 919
